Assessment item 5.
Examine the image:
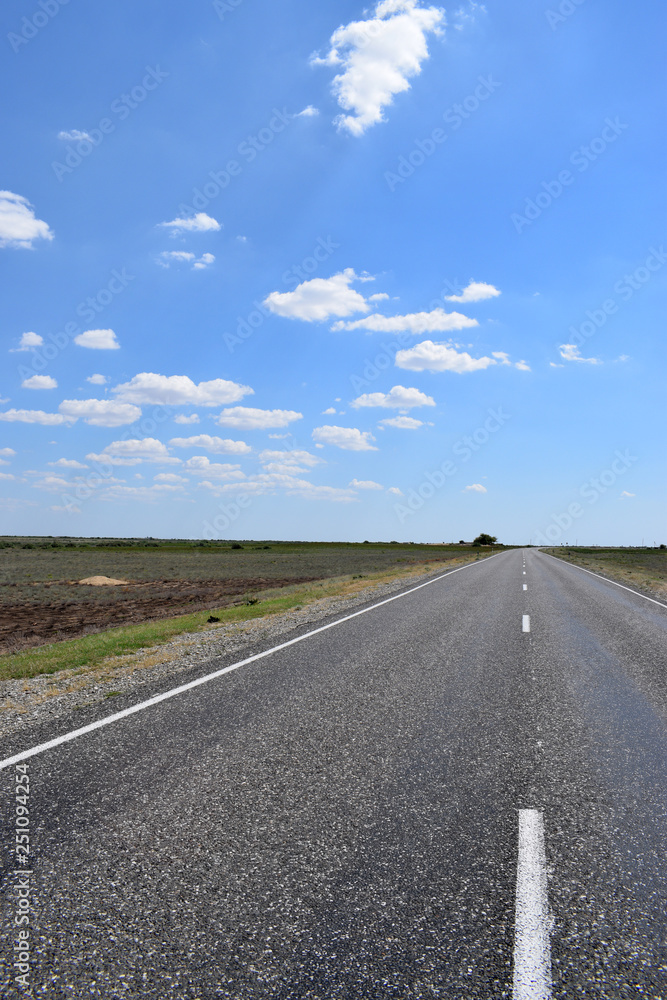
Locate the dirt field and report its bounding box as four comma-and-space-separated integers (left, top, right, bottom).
0, 537, 484, 653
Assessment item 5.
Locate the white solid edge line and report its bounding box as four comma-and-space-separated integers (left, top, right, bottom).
512, 809, 553, 1000
541, 551, 667, 610
0, 553, 502, 771
522, 615, 531, 632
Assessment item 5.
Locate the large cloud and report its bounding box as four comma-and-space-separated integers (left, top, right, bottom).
87, 438, 179, 466
333, 307, 478, 333
395, 341, 499, 373
263, 269, 370, 322
215, 407, 302, 430
58, 399, 142, 427
351, 385, 435, 409
169, 434, 251, 455
0, 191, 54, 249
312, 425, 378, 451
312, 0, 445, 135
113, 373, 253, 406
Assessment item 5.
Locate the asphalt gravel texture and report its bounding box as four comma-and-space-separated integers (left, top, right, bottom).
0, 549, 665, 998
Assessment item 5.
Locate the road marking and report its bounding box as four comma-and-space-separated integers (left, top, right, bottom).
513, 809, 553, 1000
0, 554, 502, 772
523, 584, 528, 591
541, 553, 667, 609
522, 615, 531, 632
523, 570, 526, 575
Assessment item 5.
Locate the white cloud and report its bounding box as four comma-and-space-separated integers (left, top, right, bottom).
51, 503, 81, 513
333, 307, 478, 334
322, 406, 337, 415
158, 251, 215, 270
174, 413, 200, 424
22, 374, 57, 390
312, 425, 378, 451
58, 399, 141, 427
515, 360, 531, 371
396, 340, 498, 373
296, 105, 320, 117
464, 483, 487, 493
158, 212, 221, 234
86, 374, 107, 385
620, 491, 635, 498
0, 448, 16, 457
350, 478, 383, 490
169, 434, 251, 455
368, 292, 389, 302
113, 373, 253, 407
74, 328, 120, 350
259, 449, 323, 474
559, 344, 601, 364
445, 281, 500, 303
352, 385, 435, 409
11, 331, 43, 352
216, 407, 302, 430
0, 191, 54, 249
380, 415, 424, 429
0, 472, 16, 480
264, 268, 370, 322
184, 456, 245, 479
87, 438, 179, 465
312, 0, 445, 136
58, 129, 92, 141
387, 486, 403, 495
0, 409, 71, 426
48, 458, 88, 469
154, 473, 188, 484
193, 252, 215, 270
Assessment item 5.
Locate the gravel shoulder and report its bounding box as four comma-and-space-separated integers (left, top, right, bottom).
0, 564, 456, 743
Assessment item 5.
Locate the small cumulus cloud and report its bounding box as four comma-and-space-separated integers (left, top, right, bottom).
379, 415, 424, 429
74, 328, 120, 350
559, 344, 600, 364
169, 434, 251, 455
296, 106, 319, 117
263, 269, 371, 322
333, 308, 477, 334
445, 280, 500, 303
58, 129, 92, 142
216, 407, 302, 430
463, 483, 487, 493
86, 374, 107, 385
22, 375, 57, 390
173, 413, 200, 425
312, 425, 378, 451
350, 478, 383, 490
352, 385, 435, 409
158, 212, 221, 234
113, 373, 252, 407
10, 331, 43, 352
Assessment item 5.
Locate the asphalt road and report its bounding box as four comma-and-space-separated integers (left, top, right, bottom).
1, 549, 665, 999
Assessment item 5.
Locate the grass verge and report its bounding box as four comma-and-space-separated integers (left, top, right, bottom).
544, 547, 667, 602
0, 556, 489, 682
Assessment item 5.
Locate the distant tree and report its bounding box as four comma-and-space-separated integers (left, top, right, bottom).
472, 532, 498, 546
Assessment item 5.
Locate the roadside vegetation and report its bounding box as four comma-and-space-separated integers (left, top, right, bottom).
544, 546, 667, 602
0, 539, 500, 682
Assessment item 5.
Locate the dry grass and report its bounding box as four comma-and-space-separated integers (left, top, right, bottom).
544, 546, 667, 601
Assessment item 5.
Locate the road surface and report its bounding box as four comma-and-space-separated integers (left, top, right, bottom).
1, 548, 665, 998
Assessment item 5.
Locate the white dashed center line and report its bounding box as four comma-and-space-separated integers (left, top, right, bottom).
512, 809, 553, 999
523, 584, 528, 591
522, 615, 531, 632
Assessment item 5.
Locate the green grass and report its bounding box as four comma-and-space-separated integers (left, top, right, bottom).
0, 556, 493, 681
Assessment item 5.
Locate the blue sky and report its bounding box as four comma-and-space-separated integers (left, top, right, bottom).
1, 0, 664, 544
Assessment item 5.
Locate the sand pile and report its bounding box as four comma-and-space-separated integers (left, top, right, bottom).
78, 576, 129, 586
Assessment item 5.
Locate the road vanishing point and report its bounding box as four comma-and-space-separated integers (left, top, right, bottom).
1, 548, 665, 998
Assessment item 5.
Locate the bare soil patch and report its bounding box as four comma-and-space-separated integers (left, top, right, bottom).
0, 577, 317, 653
